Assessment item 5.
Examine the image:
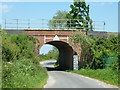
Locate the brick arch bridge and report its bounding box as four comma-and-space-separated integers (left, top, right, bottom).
25, 29, 87, 70
5, 29, 116, 70
4, 19, 116, 70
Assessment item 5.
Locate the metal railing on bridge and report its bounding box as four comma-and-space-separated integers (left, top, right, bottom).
3, 19, 105, 31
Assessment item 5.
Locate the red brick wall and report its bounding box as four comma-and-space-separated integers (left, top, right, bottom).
25, 29, 87, 69
25, 29, 86, 54
25, 30, 86, 47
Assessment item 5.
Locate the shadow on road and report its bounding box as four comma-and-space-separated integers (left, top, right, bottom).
45, 67, 65, 71
41, 60, 66, 71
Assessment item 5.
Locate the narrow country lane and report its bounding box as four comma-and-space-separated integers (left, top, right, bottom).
40, 60, 118, 88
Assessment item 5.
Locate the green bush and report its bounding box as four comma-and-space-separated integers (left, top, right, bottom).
39, 47, 59, 62
2, 30, 48, 88
2, 33, 39, 61
69, 31, 119, 70
2, 58, 48, 88
2, 37, 20, 61
39, 54, 52, 61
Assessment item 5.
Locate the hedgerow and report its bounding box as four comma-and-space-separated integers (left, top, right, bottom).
69, 31, 119, 70
1, 29, 48, 88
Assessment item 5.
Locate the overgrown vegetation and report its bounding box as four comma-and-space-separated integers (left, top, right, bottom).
1, 29, 48, 88
0, 26, 2, 88
70, 31, 119, 70
69, 31, 119, 86
39, 47, 59, 62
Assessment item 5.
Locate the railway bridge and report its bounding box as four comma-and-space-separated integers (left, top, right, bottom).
3, 19, 106, 70
25, 29, 86, 70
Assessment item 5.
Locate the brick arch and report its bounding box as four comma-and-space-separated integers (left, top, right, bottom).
25, 29, 86, 70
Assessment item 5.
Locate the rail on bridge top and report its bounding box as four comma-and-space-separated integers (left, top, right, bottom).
3, 19, 105, 31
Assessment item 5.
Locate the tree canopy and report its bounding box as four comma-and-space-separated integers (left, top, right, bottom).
48, 0, 93, 31
48, 10, 68, 29
66, 0, 93, 30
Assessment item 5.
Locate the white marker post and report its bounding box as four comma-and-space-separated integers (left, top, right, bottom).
73, 55, 78, 70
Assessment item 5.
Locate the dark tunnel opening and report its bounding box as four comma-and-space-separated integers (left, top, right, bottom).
46, 41, 74, 70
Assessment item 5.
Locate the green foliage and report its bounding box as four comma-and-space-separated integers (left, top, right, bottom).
69, 31, 94, 68
69, 31, 119, 70
48, 10, 68, 29
67, 68, 118, 86
47, 47, 59, 60
49, 1, 93, 30
2, 31, 48, 88
66, 0, 93, 31
2, 58, 48, 88
39, 54, 53, 61
39, 47, 59, 62
2, 33, 40, 61
2, 37, 20, 61
0, 26, 2, 88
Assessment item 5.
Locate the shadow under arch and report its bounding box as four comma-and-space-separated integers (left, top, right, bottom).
45, 41, 74, 70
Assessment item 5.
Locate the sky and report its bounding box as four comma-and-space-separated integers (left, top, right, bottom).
0, 1, 119, 54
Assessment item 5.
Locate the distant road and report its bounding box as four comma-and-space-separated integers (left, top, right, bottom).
40, 60, 118, 88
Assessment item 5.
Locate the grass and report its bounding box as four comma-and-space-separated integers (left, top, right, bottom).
39, 55, 54, 61
35, 76, 48, 88
66, 68, 119, 86
39, 55, 57, 62
40, 59, 56, 62
2, 58, 48, 88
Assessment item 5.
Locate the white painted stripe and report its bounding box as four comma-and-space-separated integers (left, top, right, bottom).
67, 36, 69, 43
44, 35, 46, 43
46, 38, 67, 39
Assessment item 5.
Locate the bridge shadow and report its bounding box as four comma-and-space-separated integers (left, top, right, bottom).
45, 66, 65, 71
42, 61, 66, 71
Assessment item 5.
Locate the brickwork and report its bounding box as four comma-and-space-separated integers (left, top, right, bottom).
25, 29, 86, 48
24, 29, 87, 70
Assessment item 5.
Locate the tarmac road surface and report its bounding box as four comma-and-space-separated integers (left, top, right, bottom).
40, 60, 118, 88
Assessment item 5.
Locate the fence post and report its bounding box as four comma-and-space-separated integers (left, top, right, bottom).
103, 21, 105, 31
16, 19, 18, 30
28, 19, 30, 29
5, 19, 6, 29
94, 21, 95, 31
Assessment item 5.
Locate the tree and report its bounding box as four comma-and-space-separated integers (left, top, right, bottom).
48, 10, 68, 29
66, 0, 93, 31
47, 47, 59, 60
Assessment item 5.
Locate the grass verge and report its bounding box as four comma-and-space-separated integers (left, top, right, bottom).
66, 68, 118, 86
2, 58, 48, 88
35, 75, 48, 88
40, 59, 56, 62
